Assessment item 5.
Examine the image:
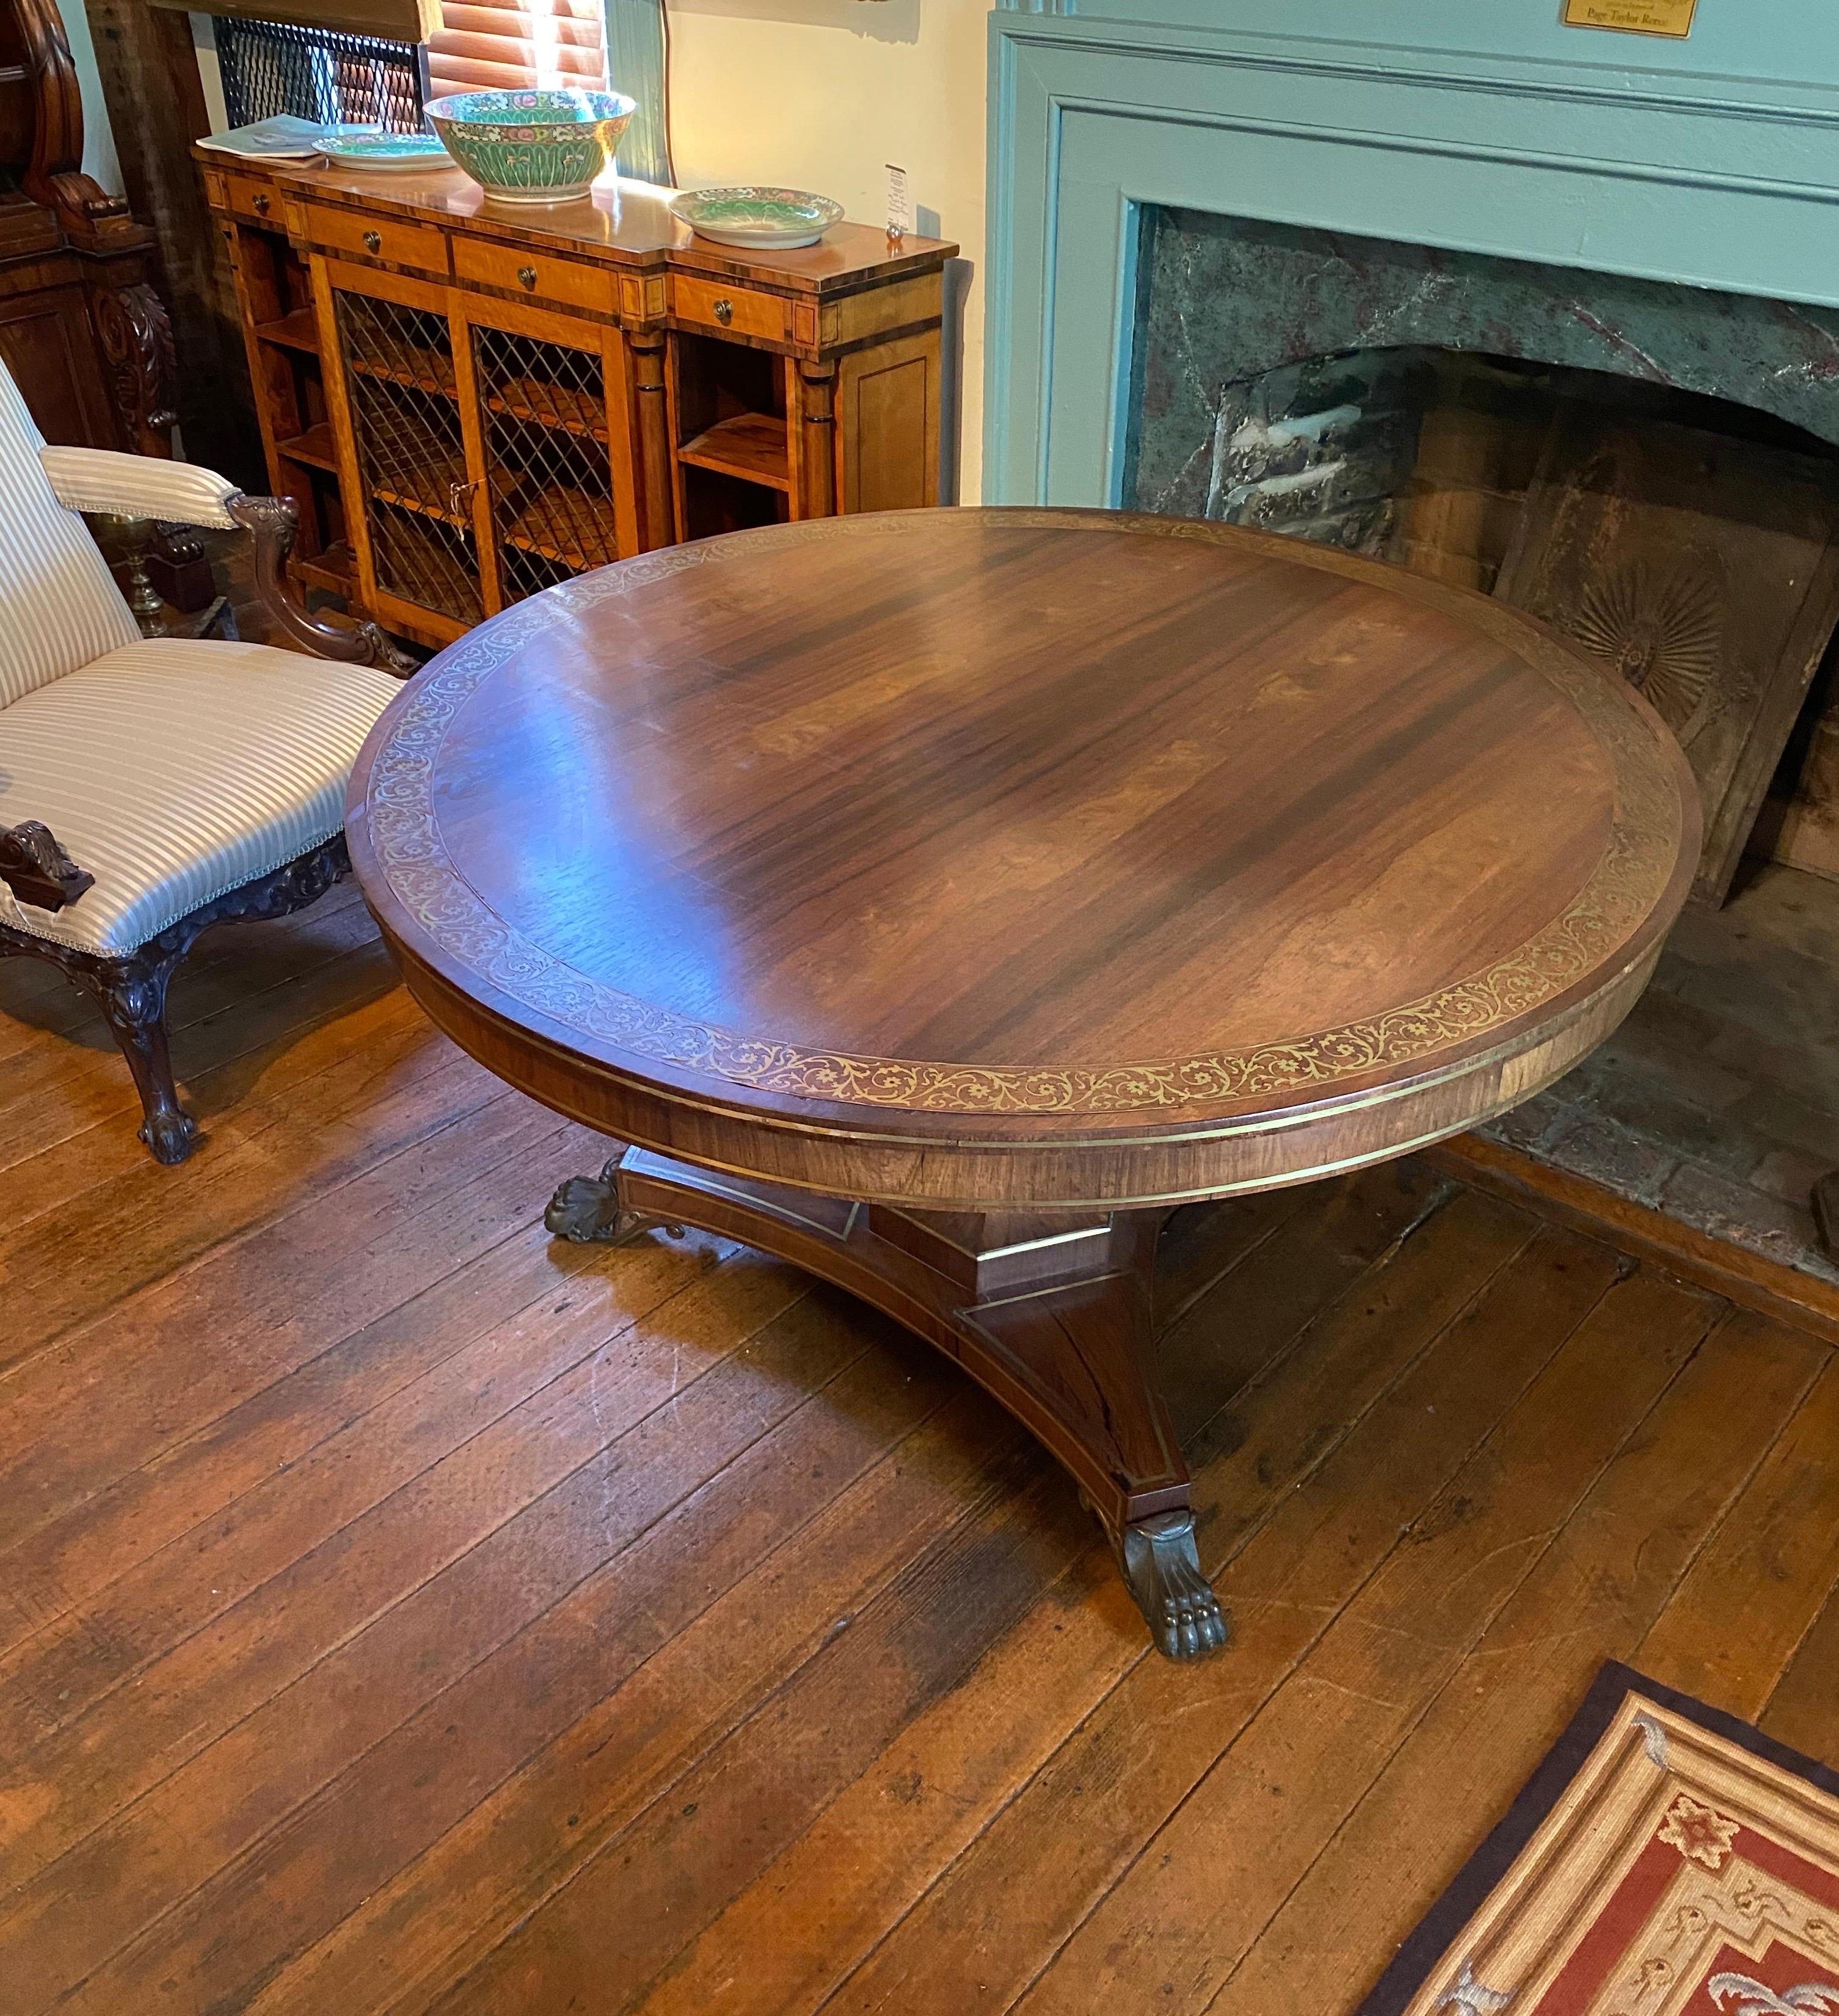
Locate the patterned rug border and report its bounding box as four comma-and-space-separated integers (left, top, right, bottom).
1355, 1661, 1839, 2016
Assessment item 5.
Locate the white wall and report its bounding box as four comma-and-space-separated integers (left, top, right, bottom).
55, 0, 125, 195
661, 0, 989, 498
60, 0, 992, 487
192, 12, 230, 135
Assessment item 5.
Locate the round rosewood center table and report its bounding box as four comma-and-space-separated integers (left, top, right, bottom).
347, 507, 1699, 1660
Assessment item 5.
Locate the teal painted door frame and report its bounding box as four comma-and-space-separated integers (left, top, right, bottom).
983, 5, 1839, 505
605, 0, 671, 188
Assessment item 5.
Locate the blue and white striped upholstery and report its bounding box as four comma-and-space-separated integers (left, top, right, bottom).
0, 639, 399, 954
0, 362, 140, 708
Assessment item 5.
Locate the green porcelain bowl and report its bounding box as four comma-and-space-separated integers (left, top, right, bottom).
424, 89, 636, 204
668, 186, 844, 249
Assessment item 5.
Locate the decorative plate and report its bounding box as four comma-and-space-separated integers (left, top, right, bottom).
198, 117, 378, 162
668, 186, 845, 249
311, 132, 452, 172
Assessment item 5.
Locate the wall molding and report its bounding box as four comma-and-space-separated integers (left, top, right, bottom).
994, 15, 1839, 130
983, 12, 1839, 507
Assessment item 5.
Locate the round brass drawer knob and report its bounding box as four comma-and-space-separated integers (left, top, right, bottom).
712, 297, 734, 326
363, 230, 382, 254
518, 266, 538, 291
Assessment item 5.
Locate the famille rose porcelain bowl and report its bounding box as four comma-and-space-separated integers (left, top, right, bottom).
423, 89, 636, 203
667, 185, 845, 249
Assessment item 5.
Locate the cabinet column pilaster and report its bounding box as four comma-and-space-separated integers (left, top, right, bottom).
796, 360, 837, 521
629, 329, 676, 550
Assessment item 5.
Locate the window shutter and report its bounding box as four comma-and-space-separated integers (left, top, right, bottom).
426, 0, 606, 99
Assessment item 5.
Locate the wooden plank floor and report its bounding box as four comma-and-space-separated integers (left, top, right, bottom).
3, 885, 1838, 2015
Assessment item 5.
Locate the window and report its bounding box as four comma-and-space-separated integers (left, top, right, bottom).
426, 0, 607, 100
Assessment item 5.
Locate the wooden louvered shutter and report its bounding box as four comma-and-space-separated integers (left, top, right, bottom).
426, 0, 607, 98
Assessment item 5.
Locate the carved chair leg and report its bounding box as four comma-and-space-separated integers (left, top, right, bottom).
2, 835, 352, 1168
79, 950, 196, 1164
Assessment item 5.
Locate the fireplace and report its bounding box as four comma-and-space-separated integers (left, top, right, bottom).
983, 3, 1839, 1298
1124, 208, 1839, 899
1113, 204, 1839, 1281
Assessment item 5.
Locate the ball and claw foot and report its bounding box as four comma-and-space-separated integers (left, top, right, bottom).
543, 1159, 686, 1246
140, 1107, 198, 1165
1120, 1509, 1228, 1661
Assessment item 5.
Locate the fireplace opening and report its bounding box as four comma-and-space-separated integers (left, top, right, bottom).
1126, 206, 1839, 1286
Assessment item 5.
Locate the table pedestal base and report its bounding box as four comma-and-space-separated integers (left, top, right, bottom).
544, 1146, 1228, 1661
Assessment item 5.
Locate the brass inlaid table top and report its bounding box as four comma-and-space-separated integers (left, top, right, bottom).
347, 507, 1699, 1659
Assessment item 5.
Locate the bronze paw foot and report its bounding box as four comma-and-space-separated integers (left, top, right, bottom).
543, 1159, 686, 1245
1120, 1509, 1228, 1661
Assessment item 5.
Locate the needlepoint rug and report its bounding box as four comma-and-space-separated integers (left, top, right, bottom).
1359, 1662, 1839, 2016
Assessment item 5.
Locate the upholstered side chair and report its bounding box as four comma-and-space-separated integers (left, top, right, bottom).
0, 360, 410, 1163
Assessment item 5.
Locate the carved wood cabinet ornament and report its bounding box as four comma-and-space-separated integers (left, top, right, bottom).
200, 151, 955, 649
0, 0, 175, 453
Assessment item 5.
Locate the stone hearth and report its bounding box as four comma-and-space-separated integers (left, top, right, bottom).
1485, 862, 1839, 1289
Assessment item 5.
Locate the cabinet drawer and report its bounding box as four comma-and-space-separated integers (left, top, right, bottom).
453, 238, 615, 316
299, 203, 450, 277
222, 175, 282, 226
671, 276, 790, 345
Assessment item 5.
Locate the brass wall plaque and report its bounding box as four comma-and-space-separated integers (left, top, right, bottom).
1562, 0, 1697, 36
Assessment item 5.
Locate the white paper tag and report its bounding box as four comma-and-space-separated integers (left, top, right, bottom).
885, 162, 913, 238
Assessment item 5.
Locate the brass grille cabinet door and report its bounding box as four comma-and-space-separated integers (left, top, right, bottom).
322, 262, 484, 641
461, 299, 637, 606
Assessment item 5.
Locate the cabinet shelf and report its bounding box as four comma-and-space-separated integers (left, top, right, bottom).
677, 412, 791, 493
486, 376, 608, 443
348, 349, 457, 399
371, 476, 471, 529
214, 165, 949, 652
255, 308, 321, 353
276, 423, 340, 472
293, 541, 354, 593
500, 484, 619, 572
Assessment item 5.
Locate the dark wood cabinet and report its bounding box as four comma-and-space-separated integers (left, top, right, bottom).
0, 272, 117, 442
0, 0, 175, 453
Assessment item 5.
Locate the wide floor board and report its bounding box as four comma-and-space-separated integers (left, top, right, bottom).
2, 900, 1835, 2015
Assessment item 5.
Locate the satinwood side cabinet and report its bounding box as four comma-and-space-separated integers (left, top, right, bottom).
198, 151, 955, 651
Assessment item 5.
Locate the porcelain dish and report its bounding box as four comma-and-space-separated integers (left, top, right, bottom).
311, 131, 451, 172
668, 186, 845, 249
198, 117, 378, 161
424, 89, 636, 203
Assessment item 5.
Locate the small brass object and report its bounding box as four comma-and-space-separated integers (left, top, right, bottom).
712, 297, 734, 326
253, 192, 269, 216
1561, 0, 1695, 35
518, 265, 537, 290
363, 229, 382, 253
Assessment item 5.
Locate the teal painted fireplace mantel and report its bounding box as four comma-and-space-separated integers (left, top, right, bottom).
983, 0, 1839, 503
